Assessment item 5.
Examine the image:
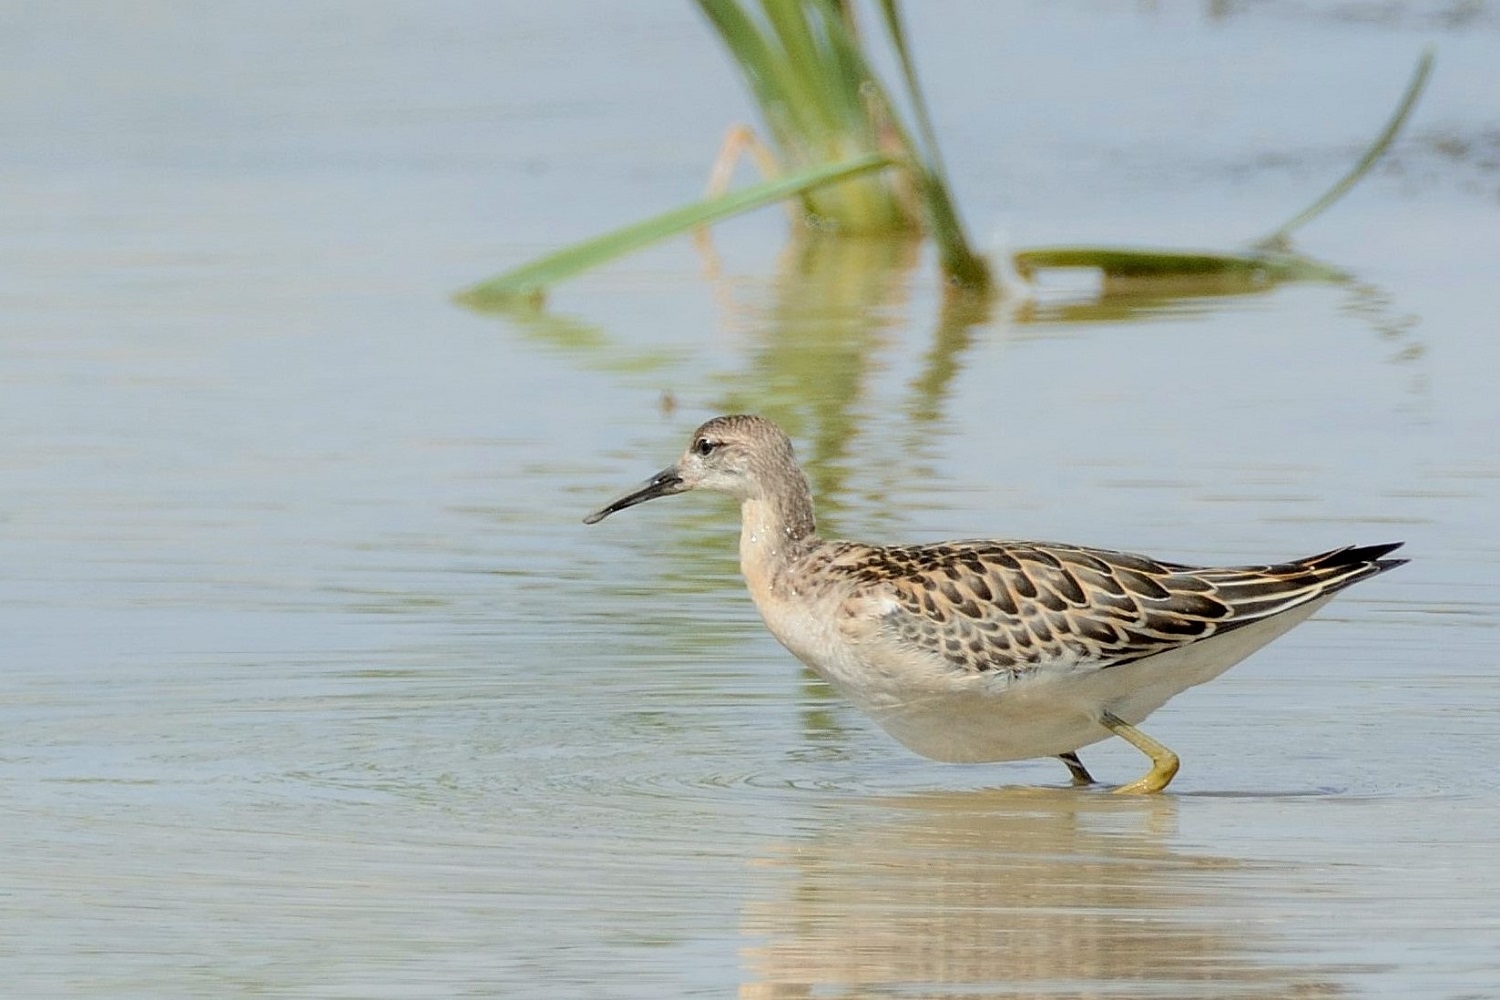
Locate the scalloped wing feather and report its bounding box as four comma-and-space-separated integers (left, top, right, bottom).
835, 541, 1404, 676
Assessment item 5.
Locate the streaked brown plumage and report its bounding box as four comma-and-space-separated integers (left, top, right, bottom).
585, 414, 1406, 793
834, 538, 1397, 675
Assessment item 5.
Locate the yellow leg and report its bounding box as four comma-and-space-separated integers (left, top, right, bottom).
1057, 751, 1096, 786
1101, 711, 1180, 794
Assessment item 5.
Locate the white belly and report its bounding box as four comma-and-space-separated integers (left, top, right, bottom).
845, 597, 1334, 763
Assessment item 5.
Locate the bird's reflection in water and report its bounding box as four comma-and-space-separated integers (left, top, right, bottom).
739, 787, 1346, 999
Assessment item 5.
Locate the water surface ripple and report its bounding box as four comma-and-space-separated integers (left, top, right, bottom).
4, 3, 1499, 998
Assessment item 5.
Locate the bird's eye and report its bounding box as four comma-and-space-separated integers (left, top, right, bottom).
693, 437, 717, 457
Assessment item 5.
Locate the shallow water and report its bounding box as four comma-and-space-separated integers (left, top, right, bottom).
3, 3, 1499, 997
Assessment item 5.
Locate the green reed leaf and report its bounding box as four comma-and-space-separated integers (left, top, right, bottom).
1257, 48, 1434, 250
457, 152, 895, 309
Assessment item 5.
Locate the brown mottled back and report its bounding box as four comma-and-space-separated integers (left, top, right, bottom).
832, 540, 1403, 676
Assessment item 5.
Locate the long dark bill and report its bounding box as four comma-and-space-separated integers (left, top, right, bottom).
583, 467, 684, 524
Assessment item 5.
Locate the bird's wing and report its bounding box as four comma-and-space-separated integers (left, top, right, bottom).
834, 540, 1403, 675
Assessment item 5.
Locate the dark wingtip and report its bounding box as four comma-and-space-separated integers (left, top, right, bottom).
1305, 542, 1407, 588
1314, 541, 1406, 568
1352, 542, 1408, 576
1348, 541, 1406, 563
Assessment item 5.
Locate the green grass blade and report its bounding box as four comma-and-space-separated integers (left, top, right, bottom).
696, 1, 850, 157
876, 0, 989, 289
694, 0, 923, 233
694, 1, 792, 118
1256, 48, 1434, 249
807, 0, 876, 125
876, 0, 943, 182
761, 0, 826, 101
457, 152, 895, 308
1013, 246, 1346, 283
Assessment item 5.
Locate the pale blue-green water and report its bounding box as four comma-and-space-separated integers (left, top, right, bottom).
3, 3, 1498, 997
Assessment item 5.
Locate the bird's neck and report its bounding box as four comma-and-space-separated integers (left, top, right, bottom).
738, 482, 818, 597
